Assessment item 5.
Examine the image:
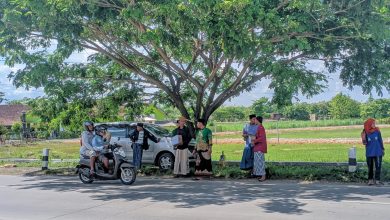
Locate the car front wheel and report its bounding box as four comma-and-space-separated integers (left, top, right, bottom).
158, 152, 174, 170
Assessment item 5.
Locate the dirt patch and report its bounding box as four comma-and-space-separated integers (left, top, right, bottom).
0, 167, 77, 176
0, 167, 41, 175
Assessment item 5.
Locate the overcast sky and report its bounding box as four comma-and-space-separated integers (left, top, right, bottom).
1, 53, 388, 106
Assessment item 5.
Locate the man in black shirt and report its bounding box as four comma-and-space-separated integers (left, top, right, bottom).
172, 116, 191, 177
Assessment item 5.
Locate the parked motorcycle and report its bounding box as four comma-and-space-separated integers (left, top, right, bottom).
76, 143, 136, 185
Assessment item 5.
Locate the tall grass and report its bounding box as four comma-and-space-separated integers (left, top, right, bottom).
209, 119, 365, 132
212, 143, 390, 163
213, 127, 390, 139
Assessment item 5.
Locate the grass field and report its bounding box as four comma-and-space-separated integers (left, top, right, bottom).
212, 143, 389, 162
214, 127, 390, 139
1, 141, 388, 163
0, 141, 80, 160
209, 119, 366, 132
1, 139, 389, 182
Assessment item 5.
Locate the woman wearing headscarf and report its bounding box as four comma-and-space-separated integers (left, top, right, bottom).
362, 118, 385, 185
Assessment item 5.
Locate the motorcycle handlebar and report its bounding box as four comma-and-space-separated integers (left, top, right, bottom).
109, 143, 123, 150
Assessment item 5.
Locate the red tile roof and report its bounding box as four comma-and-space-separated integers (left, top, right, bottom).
0, 105, 30, 126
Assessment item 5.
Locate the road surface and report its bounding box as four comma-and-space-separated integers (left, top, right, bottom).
0, 175, 389, 220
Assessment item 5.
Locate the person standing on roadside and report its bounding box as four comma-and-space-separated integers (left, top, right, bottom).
252, 116, 267, 182
194, 119, 213, 177
130, 123, 160, 170
362, 118, 385, 185
240, 114, 258, 171
172, 116, 192, 177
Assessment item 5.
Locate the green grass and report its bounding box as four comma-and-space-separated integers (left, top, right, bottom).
209, 119, 366, 132
1, 140, 388, 163
212, 143, 390, 163
213, 163, 390, 182
214, 127, 390, 139
0, 141, 80, 160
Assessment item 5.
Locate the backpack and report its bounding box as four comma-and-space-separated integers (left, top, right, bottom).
361, 129, 368, 145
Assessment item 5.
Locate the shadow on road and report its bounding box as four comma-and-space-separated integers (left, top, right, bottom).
8, 175, 390, 215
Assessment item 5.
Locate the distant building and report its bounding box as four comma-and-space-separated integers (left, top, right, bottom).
310, 114, 318, 121
0, 105, 30, 128
270, 113, 282, 120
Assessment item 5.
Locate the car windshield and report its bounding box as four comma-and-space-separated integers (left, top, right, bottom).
145, 124, 171, 137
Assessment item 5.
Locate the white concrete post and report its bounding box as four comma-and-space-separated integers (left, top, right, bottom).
42, 148, 49, 170
348, 146, 357, 172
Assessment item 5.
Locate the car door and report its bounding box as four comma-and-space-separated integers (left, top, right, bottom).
142, 129, 156, 163
107, 126, 132, 159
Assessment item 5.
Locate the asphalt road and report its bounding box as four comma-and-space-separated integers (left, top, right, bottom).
0, 175, 389, 220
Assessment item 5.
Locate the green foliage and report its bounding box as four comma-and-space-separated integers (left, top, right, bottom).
212, 106, 248, 122
23, 87, 143, 133
0, 124, 8, 136
282, 103, 310, 120
251, 97, 275, 117
143, 105, 166, 120
308, 101, 330, 118
360, 98, 390, 119
11, 123, 22, 133
1, 0, 389, 127
329, 93, 361, 119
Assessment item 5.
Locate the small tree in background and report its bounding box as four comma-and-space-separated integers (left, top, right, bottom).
282, 103, 311, 120
329, 93, 360, 119
308, 101, 330, 119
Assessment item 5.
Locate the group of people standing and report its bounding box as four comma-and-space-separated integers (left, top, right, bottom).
172, 117, 213, 179
79, 115, 383, 185
240, 114, 268, 182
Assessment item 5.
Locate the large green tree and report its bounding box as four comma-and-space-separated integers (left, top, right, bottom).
1, 0, 389, 131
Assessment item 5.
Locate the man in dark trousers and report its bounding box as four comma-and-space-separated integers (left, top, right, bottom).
130, 123, 160, 170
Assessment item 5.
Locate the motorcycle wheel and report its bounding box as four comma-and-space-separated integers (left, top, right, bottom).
120, 167, 136, 185
79, 167, 94, 184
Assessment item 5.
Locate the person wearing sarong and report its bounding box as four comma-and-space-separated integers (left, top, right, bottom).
240, 114, 258, 171
194, 119, 213, 176
172, 116, 192, 177
252, 116, 267, 182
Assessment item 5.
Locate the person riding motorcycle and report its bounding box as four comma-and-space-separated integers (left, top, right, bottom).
92, 126, 110, 173
79, 121, 96, 175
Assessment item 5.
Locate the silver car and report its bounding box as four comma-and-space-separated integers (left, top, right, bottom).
95, 122, 195, 170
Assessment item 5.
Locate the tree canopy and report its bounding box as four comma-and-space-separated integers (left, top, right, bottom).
1, 0, 389, 129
